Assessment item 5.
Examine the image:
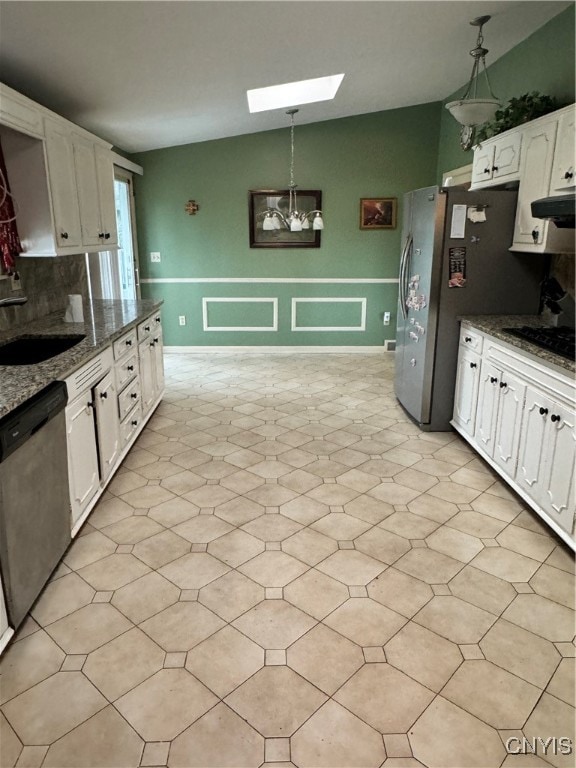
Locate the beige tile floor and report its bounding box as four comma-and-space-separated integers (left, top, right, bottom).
1, 352, 575, 768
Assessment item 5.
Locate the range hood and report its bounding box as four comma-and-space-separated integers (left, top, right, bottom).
531, 193, 575, 228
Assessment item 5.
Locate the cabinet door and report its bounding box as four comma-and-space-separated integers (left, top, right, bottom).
540, 403, 576, 534
471, 143, 495, 185
453, 348, 480, 437
73, 137, 102, 247
152, 327, 165, 398
492, 131, 522, 181
66, 396, 100, 525
44, 122, 82, 248
516, 387, 553, 501
94, 371, 121, 482
139, 338, 156, 415
550, 109, 575, 192
95, 146, 118, 246
512, 120, 558, 247
474, 360, 500, 456
493, 371, 526, 476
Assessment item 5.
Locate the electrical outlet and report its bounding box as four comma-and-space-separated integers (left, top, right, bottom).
150, 252, 161, 263
383, 311, 391, 326
179, 315, 186, 326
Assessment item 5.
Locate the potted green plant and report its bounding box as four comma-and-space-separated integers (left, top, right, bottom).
475, 91, 560, 143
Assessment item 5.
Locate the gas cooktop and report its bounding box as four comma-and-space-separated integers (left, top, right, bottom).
503, 325, 575, 361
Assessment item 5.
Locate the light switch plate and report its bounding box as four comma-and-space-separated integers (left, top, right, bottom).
150, 252, 161, 262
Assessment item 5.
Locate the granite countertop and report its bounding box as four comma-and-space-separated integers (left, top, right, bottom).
460, 315, 575, 376
0, 299, 162, 418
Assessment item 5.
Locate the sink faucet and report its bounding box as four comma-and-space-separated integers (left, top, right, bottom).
0, 297, 28, 307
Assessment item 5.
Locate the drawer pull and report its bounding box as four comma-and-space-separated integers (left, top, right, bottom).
87, 401, 94, 409
131, 419, 138, 426
131, 392, 138, 400
564, 170, 573, 179
98, 232, 105, 239
539, 407, 548, 416
153, 337, 159, 343
100, 391, 108, 400
551, 414, 561, 423
127, 365, 134, 371
155, 317, 161, 323
492, 166, 499, 172
483, 167, 491, 175
464, 336, 472, 343
144, 325, 151, 332
490, 377, 497, 384
500, 381, 507, 389
61, 231, 69, 240
531, 229, 539, 243
126, 339, 132, 346
469, 362, 477, 369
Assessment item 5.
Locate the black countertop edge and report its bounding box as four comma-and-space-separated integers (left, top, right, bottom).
459, 315, 575, 377
0, 299, 163, 418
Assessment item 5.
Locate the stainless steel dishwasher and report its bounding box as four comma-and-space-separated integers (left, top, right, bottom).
0, 382, 71, 629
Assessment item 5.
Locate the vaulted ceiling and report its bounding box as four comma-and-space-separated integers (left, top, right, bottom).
0, 1, 569, 152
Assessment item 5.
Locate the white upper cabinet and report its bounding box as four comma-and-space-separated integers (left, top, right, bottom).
510, 118, 558, 250
471, 129, 522, 187
74, 136, 118, 248
549, 107, 575, 192
44, 119, 83, 249
0, 82, 119, 257
469, 104, 575, 255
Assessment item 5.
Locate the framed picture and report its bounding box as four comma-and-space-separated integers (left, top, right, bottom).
359, 197, 397, 229
249, 189, 322, 248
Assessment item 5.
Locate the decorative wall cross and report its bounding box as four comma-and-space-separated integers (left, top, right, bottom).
185, 200, 199, 215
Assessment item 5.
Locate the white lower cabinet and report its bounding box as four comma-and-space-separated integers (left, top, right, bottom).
452, 347, 480, 437
94, 371, 121, 482
138, 314, 164, 416
516, 391, 576, 534
65, 310, 164, 532
453, 325, 576, 547
66, 392, 100, 525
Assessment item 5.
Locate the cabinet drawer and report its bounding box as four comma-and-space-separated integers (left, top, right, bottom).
118, 377, 141, 420
121, 405, 142, 447
459, 327, 483, 353
138, 317, 155, 342
113, 329, 137, 360
115, 353, 138, 391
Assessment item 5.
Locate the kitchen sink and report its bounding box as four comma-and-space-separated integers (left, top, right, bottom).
0, 335, 86, 365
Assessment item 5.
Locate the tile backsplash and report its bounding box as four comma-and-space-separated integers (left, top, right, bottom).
0, 254, 88, 332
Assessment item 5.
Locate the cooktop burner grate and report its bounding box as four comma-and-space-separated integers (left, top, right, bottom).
503, 326, 575, 361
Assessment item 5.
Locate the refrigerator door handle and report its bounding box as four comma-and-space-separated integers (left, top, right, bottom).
399, 233, 413, 320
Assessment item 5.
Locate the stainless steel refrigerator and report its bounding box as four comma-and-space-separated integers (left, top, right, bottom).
394, 185, 544, 431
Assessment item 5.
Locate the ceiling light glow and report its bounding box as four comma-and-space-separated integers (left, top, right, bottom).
247, 74, 345, 113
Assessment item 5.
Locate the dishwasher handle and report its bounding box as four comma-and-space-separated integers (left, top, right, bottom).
0, 382, 68, 463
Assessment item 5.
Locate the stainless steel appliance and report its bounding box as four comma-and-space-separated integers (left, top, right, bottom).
0, 382, 71, 628
395, 186, 544, 431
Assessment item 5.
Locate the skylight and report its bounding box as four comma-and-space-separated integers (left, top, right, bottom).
247, 74, 345, 113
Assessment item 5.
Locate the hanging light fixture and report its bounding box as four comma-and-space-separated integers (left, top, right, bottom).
445, 15, 501, 150
260, 109, 324, 232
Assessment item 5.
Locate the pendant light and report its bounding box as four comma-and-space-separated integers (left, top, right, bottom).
261, 109, 324, 232
445, 15, 501, 150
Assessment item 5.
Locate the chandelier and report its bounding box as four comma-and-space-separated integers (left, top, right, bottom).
445, 15, 501, 149
261, 109, 324, 232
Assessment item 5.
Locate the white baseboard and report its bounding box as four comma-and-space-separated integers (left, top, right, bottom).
164, 345, 392, 354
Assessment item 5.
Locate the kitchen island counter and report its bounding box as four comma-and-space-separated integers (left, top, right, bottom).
460, 314, 575, 376
0, 299, 162, 418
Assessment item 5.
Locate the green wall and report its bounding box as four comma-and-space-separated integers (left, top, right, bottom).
436, 4, 575, 180
132, 103, 441, 347
132, 4, 574, 348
